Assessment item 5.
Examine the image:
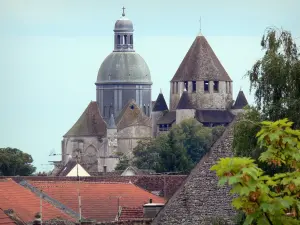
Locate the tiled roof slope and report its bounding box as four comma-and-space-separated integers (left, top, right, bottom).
119, 207, 143, 221
64, 101, 107, 137
176, 91, 194, 109
196, 110, 235, 123
152, 118, 239, 225
0, 179, 73, 223
156, 111, 176, 125
171, 35, 232, 82
0, 209, 16, 225
233, 90, 248, 109
116, 100, 151, 131
152, 93, 168, 112
29, 181, 165, 222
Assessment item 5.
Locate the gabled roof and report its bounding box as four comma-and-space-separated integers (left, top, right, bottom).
196, 110, 235, 123
233, 90, 248, 109
0, 209, 16, 225
29, 181, 166, 222
157, 111, 176, 125
116, 99, 151, 130
152, 93, 168, 112
55, 160, 90, 177
119, 207, 143, 221
171, 35, 232, 82
176, 91, 194, 109
0, 179, 73, 222
64, 101, 107, 137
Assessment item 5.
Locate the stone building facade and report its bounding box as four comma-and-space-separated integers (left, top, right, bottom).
53, 9, 248, 175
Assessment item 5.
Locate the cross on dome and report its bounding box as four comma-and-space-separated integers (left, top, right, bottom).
122, 6, 126, 16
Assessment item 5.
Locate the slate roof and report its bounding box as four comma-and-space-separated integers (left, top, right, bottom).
29, 181, 165, 222
0, 209, 16, 225
0, 179, 73, 222
64, 101, 107, 137
152, 93, 168, 112
119, 207, 143, 221
233, 90, 248, 109
116, 99, 152, 130
156, 111, 176, 125
171, 35, 232, 82
176, 91, 194, 109
196, 110, 235, 123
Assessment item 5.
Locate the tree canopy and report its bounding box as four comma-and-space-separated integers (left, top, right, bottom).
116, 118, 225, 173
0, 147, 36, 176
247, 27, 300, 127
212, 118, 300, 225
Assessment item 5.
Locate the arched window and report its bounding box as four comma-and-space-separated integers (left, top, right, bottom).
143, 105, 146, 115
147, 104, 150, 116
124, 35, 128, 44
103, 106, 106, 117
117, 35, 121, 44
109, 104, 113, 116
130, 35, 133, 44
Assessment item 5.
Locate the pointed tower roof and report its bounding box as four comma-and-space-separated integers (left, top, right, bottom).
153, 92, 168, 112
116, 99, 151, 130
171, 35, 232, 82
176, 90, 194, 109
233, 90, 248, 109
64, 101, 107, 137
108, 114, 117, 129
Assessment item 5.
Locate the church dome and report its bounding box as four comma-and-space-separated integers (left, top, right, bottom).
96, 52, 152, 84
114, 17, 133, 32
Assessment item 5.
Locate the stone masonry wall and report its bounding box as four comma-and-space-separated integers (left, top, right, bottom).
151, 118, 238, 225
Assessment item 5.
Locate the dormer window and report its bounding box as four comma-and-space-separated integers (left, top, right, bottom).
213, 81, 219, 92
204, 81, 209, 92
192, 81, 196, 92
184, 81, 188, 91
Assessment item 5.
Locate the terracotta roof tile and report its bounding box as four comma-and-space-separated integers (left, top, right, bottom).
0, 209, 16, 225
64, 101, 107, 137
171, 35, 232, 82
119, 207, 143, 220
0, 179, 73, 223
29, 181, 165, 222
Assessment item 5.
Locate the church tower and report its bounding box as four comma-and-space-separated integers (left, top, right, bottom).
95, 7, 152, 122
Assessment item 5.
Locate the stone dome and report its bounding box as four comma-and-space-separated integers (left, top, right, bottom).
114, 17, 133, 32
96, 52, 152, 84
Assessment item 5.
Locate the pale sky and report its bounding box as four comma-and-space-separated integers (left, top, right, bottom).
0, 0, 299, 172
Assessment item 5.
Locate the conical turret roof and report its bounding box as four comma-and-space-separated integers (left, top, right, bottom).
176, 90, 194, 109
153, 92, 168, 112
171, 35, 232, 82
233, 90, 248, 109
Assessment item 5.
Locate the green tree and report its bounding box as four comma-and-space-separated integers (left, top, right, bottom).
132, 118, 224, 173
115, 152, 130, 170
0, 147, 36, 176
247, 27, 300, 127
211, 119, 300, 225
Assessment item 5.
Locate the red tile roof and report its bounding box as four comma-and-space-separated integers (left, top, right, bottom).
29, 181, 165, 222
119, 207, 143, 221
0, 209, 16, 225
0, 179, 74, 222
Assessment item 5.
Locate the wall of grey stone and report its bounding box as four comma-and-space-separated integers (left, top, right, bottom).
170, 81, 233, 110
175, 109, 196, 124
151, 111, 163, 137
117, 125, 152, 156
151, 118, 238, 225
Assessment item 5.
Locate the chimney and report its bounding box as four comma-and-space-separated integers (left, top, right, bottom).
143, 199, 164, 219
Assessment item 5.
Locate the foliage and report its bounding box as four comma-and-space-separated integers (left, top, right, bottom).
115, 152, 130, 170
132, 118, 225, 173
247, 27, 300, 128
0, 147, 36, 176
211, 119, 300, 225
